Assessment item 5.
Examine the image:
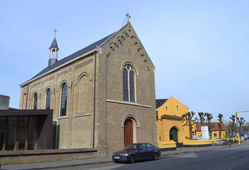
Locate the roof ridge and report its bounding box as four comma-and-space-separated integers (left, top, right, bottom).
20, 32, 116, 86
156, 99, 168, 109
99, 22, 129, 47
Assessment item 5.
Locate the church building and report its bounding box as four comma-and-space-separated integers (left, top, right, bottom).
19, 18, 157, 157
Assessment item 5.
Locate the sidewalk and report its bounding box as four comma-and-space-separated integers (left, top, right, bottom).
2, 141, 249, 170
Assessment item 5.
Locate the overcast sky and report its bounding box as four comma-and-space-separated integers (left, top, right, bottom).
0, 0, 248, 123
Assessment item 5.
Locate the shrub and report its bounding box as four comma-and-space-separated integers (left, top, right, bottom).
224, 135, 231, 139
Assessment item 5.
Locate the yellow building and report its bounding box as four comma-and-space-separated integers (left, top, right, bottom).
196, 122, 226, 139
156, 96, 196, 148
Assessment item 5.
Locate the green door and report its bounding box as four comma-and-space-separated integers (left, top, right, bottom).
170, 127, 178, 147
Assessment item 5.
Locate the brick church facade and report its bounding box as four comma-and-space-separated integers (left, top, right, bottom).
19, 21, 157, 157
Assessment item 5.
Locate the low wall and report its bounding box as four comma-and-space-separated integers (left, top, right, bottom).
158, 141, 176, 150
0, 148, 97, 165
158, 139, 213, 149
183, 139, 213, 147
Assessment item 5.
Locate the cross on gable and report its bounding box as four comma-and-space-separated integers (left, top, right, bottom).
126, 13, 131, 23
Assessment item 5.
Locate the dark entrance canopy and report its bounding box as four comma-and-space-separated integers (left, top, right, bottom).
0, 110, 53, 151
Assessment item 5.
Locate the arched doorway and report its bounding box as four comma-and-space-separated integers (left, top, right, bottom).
124, 119, 133, 147
170, 127, 178, 147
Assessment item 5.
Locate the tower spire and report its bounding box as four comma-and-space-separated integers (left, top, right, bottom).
49, 26, 59, 66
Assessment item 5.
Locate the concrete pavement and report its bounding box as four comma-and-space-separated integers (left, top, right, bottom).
2, 140, 249, 170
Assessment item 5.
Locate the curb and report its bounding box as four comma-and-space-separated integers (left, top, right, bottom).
4, 143, 247, 170
162, 151, 192, 157
4, 160, 114, 170
4, 151, 193, 170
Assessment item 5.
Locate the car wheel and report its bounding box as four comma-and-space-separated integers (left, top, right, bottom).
153, 153, 159, 160
129, 155, 136, 164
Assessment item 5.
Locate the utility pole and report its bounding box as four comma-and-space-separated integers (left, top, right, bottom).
235, 110, 249, 145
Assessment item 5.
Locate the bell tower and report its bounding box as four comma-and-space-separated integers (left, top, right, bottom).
49, 26, 59, 66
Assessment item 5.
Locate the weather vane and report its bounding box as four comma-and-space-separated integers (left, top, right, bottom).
53, 26, 58, 37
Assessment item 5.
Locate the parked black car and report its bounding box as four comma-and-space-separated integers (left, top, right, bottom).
112, 143, 161, 163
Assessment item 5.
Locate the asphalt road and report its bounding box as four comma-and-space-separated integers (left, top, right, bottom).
53, 145, 249, 170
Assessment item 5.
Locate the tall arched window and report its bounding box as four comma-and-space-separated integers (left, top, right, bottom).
61, 83, 67, 116
33, 93, 38, 110
46, 88, 51, 110
123, 64, 135, 102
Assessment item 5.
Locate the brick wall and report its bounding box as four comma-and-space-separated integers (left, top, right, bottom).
0, 148, 97, 165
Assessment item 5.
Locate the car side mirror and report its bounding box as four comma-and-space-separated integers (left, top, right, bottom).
138, 148, 143, 151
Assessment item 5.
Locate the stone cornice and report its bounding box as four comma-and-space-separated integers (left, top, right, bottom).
106, 99, 151, 108
57, 116, 69, 120
72, 113, 92, 118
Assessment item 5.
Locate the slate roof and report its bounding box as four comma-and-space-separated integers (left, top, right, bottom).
161, 114, 183, 120
196, 122, 226, 131
156, 99, 167, 109
50, 38, 59, 49
28, 32, 115, 82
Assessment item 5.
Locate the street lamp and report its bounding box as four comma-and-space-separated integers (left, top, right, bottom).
235, 110, 249, 145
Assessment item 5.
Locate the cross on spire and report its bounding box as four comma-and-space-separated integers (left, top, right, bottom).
53, 26, 58, 37
126, 13, 131, 23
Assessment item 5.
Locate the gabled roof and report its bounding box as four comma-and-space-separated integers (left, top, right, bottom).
23, 32, 115, 84
49, 37, 59, 49
156, 99, 167, 109
20, 22, 154, 87
196, 122, 226, 131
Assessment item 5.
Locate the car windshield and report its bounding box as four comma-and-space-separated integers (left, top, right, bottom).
124, 144, 141, 150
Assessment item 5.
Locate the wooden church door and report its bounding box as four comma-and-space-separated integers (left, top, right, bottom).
124, 119, 133, 147
170, 127, 178, 147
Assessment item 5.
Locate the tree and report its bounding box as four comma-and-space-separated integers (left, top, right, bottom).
223, 118, 230, 132
198, 112, 205, 126
244, 122, 249, 132
182, 111, 196, 140
205, 113, 213, 139
218, 113, 223, 139
239, 117, 245, 127
229, 115, 236, 137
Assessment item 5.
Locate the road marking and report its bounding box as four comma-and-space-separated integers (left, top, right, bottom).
178, 153, 199, 158
90, 165, 122, 170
